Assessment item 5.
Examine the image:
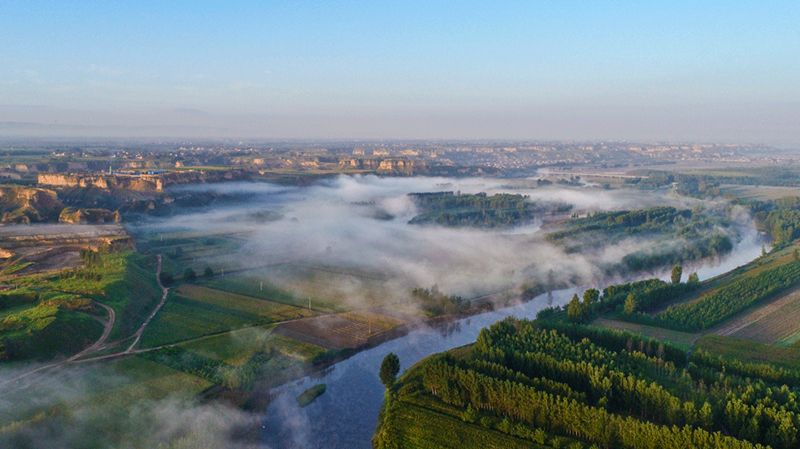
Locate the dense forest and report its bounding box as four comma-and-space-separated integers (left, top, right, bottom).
407, 191, 571, 228
375, 318, 800, 449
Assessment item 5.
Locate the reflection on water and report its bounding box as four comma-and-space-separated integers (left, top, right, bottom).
261, 231, 766, 449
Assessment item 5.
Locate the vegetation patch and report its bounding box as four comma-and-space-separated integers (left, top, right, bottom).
376, 318, 800, 449
547, 206, 735, 276
176, 284, 312, 320
656, 259, 800, 330
141, 286, 314, 347
206, 274, 343, 313
407, 191, 571, 228
175, 325, 325, 366
694, 334, 800, 374
591, 317, 697, 349
0, 249, 155, 361
296, 383, 326, 407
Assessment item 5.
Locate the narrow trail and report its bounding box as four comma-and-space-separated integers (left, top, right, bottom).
69, 302, 116, 360
125, 255, 169, 353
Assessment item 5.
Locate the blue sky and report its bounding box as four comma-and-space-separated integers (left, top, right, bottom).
1, 1, 798, 141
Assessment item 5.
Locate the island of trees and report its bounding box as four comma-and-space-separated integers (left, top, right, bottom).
407, 191, 571, 228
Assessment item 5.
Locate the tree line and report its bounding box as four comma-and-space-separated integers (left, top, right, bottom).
655, 259, 800, 331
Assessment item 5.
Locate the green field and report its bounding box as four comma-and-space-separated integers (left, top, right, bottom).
695, 334, 800, 371
680, 170, 752, 178
0, 356, 216, 448
375, 399, 549, 449
176, 324, 325, 366
0, 356, 211, 431
140, 284, 315, 347
90, 357, 214, 405
0, 250, 161, 360
591, 317, 697, 349
720, 185, 800, 201
177, 284, 313, 320
206, 274, 347, 313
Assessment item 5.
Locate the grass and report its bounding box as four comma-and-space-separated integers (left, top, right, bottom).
140, 295, 258, 347
0, 356, 211, 430
720, 286, 800, 345
98, 357, 213, 401
378, 401, 549, 449
694, 334, 800, 371
175, 325, 325, 366
206, 274, 344, 313
341, 311, 405, 330
140, 285, 315, 347
656, 244, 797, 313
0, 259, 31, 276
176, 284, 312, 320
720, 185, 800, 201
679, 170, 752, 178
0, 302, 36, 319
591, 317, 697, 349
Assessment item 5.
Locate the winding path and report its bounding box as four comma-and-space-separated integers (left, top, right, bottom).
69, 302, 116, 360
125, 255, 169, 353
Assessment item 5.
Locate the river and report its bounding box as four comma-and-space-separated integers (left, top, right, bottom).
260, 228, 766, 449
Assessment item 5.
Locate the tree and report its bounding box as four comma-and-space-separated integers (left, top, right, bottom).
624, 293, 637, 314
380, 353, 400, 389
161, 271, 174, 286
794, 247, 799, 262
567, 294, 582, 322
688, 272, 699, 284
762, 245, 768, 257
203, 266, 214, 279
671, 265, 682, 284
583, 289, 600, 308
183, 267, 197, 282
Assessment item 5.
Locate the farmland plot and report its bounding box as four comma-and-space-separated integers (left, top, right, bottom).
717, 286, 800, 345
274, 312, 402, 350
141, 285, 315, 346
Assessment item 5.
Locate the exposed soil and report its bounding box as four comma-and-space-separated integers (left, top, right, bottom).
274, 314, 393, 350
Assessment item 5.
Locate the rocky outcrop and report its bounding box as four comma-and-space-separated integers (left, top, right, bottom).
39, 169, 249, 192
158, 169, 249, 188
38, 174, 109, 189
377, 159, 425, 174
340, 158, 382, 170
339, 158, 427, 174
59, 208, 122, 224
0, 186, 64, 224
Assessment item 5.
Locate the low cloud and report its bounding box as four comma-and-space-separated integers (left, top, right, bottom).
138, 175, 743, 304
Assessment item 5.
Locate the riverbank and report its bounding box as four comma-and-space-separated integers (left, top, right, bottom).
208, 299, 499, 412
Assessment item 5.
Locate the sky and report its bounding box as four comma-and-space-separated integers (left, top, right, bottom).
1, 1, 798, 142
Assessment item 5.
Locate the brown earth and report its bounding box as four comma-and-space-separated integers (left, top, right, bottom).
274, 313, 396, 350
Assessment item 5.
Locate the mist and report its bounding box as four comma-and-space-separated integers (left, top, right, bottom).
132, 175, 755, 307
0, 363, 263, 449
1, 175, 765, 447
